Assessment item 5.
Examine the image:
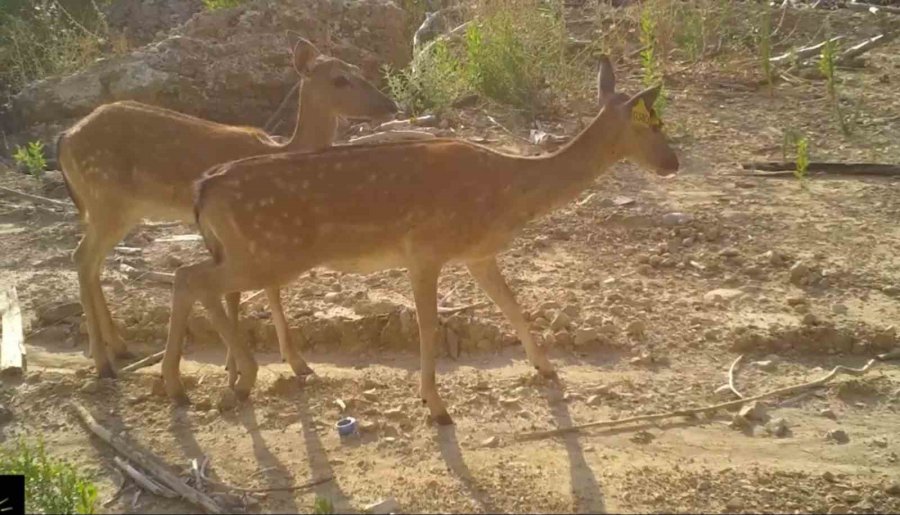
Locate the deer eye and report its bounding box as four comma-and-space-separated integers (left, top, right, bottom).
333, 75, 350, 88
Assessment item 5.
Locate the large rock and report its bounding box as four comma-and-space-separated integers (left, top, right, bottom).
4, 0, 411, 154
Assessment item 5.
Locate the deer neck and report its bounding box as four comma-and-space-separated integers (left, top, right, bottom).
283, 84, 337, 152
515, 108, 625, 218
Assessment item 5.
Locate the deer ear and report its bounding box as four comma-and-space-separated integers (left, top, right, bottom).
292, 37, 321, 76
625, 84, 661, 110
597, 55, 616, 104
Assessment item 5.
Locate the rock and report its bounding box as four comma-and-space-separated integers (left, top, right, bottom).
868, 436, 888, 448
550, 312, 571, 331
725, 497, 742, 511
364, 497, 401, 515
790, 261, 810, 285
826, 429, 849, 444
842, 490, 861, 503
802, 313, 819, 326
562, 304, 580, 318
738, 401, 768, 423
883, 285, 900, 297
786, 295, 808, 306
820, 408, 837, 419
885, 482, 900, 496
324, 292, 342, 303
217, 389, 238, 412
480, 436, 499, 448
626, 320, 645, 339
822, 471, 836, 482
765, 417, 789, 437
661, 212, 693, 226
573, 328, 599, 346
37, 301, 83, 325
719, 247, 740, 258
703, 288, 744, 304
0, 404, 13, 425
831, 303, 848, 315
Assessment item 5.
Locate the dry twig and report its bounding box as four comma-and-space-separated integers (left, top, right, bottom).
514, 359, 877, 441
727, 355, 744, 398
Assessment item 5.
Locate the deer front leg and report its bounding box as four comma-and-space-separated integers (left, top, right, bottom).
223, 291, 240, 389
408, 262, 453, 425
466, 257, 557, 379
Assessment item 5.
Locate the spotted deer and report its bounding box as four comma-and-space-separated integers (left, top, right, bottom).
163, 56, 679, 424
58, 38, 399, 379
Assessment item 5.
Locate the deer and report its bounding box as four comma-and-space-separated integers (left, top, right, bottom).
161, 55, 679, 425
57, 37, 400, 380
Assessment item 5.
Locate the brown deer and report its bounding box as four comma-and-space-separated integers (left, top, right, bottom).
162, 56, 679, 425
58, 37, 398, 379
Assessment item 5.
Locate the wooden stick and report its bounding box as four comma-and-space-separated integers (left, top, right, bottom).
239, 289, 266, 307
514, 359, 877, 441
347, 131, 436, 145
203, 474, 332, 494
727, 354, 744, 398
437, 301, 490, 315
769, 36, 844, 66
0, 186, 74, 210
71, 403, 226, 513
877, 348, 900, 361
837, 32, 897, 64
120, 351, 165, 372
1, 286, 26, 376
113, 456, 178, 499
739, 161, 900, 176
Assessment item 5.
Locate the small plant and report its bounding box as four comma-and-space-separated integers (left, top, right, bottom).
313, 495, 334, 515
13, 140, 47, 178
795, 136, 810, 185
384, 39, 468, 115
0, 439, 98, 514
819, 39, 849, 134
638, 2, 667, 114
758, 6, 774, 89
202, 0, 244, 10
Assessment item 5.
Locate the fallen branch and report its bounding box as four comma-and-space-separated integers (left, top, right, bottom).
769, 36, 844, 66
838, 32, 897, 64
737, 161, 900, 177
514, 359, 877, 441
878, 348, 900, 361
121, 351, 164, 372
113, 456, 178, 499
727, 355, 744, 398
0, 186, 74, 211
203, 474, 332, 494
1, 286, 26, 376
347, 130, 437, 145
239, 290, 266, 307
845, 1, 900, 15
71, 403, 226, 513
437, 301, 490, 315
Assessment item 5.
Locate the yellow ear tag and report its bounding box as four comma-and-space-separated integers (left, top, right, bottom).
631, 98, 662, 128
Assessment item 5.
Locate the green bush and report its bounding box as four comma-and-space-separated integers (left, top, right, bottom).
13, 140, 47, 178
201, 0, 245, 11
384, 39, 468, 115
0, 439, 98, 514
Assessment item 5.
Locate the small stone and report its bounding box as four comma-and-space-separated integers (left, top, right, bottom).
725, 497, 742, 511
704, 288, 744, 304
883, 285, 900, 296
763, 250, 782, 265
826, 429, 849, 444
719, 247, 740, 258
822, 471, 836, 482
574, 328, 600, 346
802, 313, 819, 326
661, 212, 693, 226
820, 408, 837, 419
364, 497, 401, 514
885, 482, 900, 495
324, 292, 341, 303
217, 390, 238, 412
790, 261, 810, 285
626, 320, 645, 338
842, 490, 861, 503
869, 436, 888, 448
550, 312, 571, 331
738, 401, 768, 422
481, 436, 499, 448
832, 303, 849, 315
765, 417, 789, 437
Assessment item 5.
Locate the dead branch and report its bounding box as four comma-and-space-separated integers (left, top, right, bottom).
120, 351, 164, 372
877, 348, 900, 361
0, 186, 74, 211
203, 474, 332, 494
239, 290, 266, 307
113, 456, 178, 499
845, 1, 900, 15
437, 301, 490, 315
837, 32, 898, 64
769, 36, 844, 66
727, 355, 744, 398
514, 359, 877, 441
347, 130, 437, 145
737, 162, 900, 177
71, 403, 226, 513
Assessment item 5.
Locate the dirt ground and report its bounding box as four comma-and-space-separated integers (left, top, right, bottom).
3, 5, 900, 514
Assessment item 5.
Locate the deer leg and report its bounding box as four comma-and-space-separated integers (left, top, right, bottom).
466, 257, 557, 379
266, 287, 314, 377
161, 262, 204, 403
223, 291, 240, 389
408, 262, 452, 425
199, 290, 258, 401
73, 226, 115, 378
92, 219, 138, 361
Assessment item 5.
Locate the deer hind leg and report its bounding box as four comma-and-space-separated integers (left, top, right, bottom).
223, 291, 240, 389
466, 257, 556, 379
73, 225, 116, 378
408, 262, 453, 425
93, 218, 140, 361
266, 287, 314, 378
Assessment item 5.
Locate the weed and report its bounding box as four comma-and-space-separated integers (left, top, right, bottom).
758, 6, 774, 88
638, 2, 666, 113
383, 39, 467, 115
201, 0, 244, 11
795, 136, 810, 185
13, 140, 46, 178
819, 39, 849, 134
313, 496, 334, 514
0, 439, 98, 514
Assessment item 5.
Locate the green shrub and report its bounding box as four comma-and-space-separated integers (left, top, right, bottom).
201, 0, 245, 11
13, 140, 47, 178
384, 39, 468, 115
0, 439, 98, 514
313, 496, 334, 514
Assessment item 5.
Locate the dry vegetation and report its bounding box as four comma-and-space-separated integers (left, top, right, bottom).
2, 0, 900, 513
